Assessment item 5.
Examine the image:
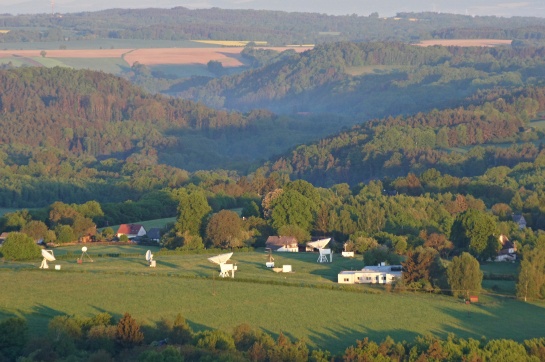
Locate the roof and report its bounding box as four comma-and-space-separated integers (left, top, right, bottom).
266, 236, 298, 248
117, 224, 145, 235
147, 228, 161, 240
512, 214, 526, 223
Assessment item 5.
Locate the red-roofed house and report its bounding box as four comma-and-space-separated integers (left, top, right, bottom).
117, 224, 146, 240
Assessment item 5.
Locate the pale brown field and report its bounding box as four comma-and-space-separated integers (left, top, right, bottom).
0, 46, 313, 67
0, 49, 129, 58
416, 39, 512, 47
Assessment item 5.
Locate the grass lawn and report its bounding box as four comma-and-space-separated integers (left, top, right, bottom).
56, 57, 129, 74
0, 207, 22, 217
1, 249, 544, 354
101, 217, 176, 233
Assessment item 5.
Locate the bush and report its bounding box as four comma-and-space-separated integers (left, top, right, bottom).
0, 317, 28, 361
0, 232, 41, 260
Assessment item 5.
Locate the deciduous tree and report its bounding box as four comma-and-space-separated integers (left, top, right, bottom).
206, 210, 244, 248
0, 232, 41, 260
447, 252, 483, 298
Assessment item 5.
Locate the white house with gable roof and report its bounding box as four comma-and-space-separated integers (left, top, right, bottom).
338, 264, 402, 284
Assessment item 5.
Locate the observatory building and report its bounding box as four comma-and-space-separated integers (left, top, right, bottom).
338, 264, 402, 284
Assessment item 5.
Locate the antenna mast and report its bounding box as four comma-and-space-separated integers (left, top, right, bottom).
51, 0, 55, 16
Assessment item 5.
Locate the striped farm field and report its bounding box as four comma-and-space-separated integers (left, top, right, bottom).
193, 40, 268, 46
416, 39, 512, 47
0, 45, 313, 69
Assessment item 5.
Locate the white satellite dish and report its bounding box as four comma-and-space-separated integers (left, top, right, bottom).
318, 248, 332, 263
207, 252, 233, 265
208, 252, 236, 278
40, 249, 55, 269
146, 250, 156, 267
307, 238, 331, 250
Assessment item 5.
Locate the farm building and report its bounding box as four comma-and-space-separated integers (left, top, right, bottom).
146, 228, 162, 243
266, 236, 298, 252
338, 265, 402, 284
495, 234, 517, 262
116, 224, 146, 240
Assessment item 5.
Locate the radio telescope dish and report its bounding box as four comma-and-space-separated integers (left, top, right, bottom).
307, 238, 331, 250
40, 249, 55, 269
208, 252, 236, 278
207, 252, 233, 265
82, 246, 88, 252
145, 250, 156, 267
317, 248, 332, 263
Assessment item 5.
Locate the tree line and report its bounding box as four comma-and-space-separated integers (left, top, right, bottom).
1, 311, 544, 361
4, 9, 545, 46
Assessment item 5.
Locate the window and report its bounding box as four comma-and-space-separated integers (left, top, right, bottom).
344, 278, 349, 282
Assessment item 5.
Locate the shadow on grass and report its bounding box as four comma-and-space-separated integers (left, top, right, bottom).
432, 295, 545, 342
308, 324, 419, 355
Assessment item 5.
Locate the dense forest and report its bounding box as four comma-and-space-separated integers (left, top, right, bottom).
0, 67, 348, 207
177, 41, 545, 116
3, 9, 545, 45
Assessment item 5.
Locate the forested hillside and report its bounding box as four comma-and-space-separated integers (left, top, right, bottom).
0, 67, 348, 207
265, 86, 544, 181
3, 9, 545, 45
177, 41, 545, 116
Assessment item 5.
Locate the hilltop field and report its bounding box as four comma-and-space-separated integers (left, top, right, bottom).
0, 40, 313, 75
1, 245, 543, 354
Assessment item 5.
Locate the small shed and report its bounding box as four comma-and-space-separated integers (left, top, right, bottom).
146, 228, 162, 243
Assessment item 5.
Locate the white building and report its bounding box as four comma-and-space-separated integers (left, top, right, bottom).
338, 265, 402, 284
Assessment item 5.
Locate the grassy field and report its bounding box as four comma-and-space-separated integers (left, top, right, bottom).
102, 217, 176, 233
0, 39, 215, 51
1, 248, 544, 354
0, 207, 21, 217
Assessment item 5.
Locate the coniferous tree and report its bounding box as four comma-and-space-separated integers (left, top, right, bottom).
115, 313, 144, 349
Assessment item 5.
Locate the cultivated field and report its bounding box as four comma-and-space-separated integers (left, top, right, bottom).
416, 39, 512, 47
1, 247, 543, 354
0, 44, 313, 72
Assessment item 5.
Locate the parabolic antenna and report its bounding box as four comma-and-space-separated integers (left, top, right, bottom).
82, 246, 88, 252
40, 249, 55, 269
307, 238, 331, 250
207, 252, 233, 265
145, 250, 156, 267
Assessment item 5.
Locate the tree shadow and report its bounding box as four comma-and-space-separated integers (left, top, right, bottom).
430, 295, 545, 342
307, 324, 418, 355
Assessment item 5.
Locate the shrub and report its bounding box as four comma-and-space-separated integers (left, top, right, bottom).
116, 313, 144, 349
0, 317, 28, 361
0, 232, 41, 260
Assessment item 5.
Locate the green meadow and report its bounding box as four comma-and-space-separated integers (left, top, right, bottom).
1, 247, 544, 354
